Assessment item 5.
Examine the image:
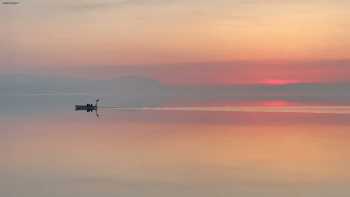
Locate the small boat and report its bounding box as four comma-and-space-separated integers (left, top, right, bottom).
75, 99, 99, 112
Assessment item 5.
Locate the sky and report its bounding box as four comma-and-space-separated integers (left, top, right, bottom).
1, 0, 350, 85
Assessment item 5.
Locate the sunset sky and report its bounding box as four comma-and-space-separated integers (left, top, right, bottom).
1, 0, 350, 85
3, 3, 350, 196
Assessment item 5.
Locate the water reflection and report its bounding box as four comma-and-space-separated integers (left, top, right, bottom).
2, 109, 350, 196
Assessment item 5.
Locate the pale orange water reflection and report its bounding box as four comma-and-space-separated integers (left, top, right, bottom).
2, 110, 350, 196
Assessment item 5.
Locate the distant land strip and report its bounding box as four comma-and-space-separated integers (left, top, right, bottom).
101, 106, 350, 115
2, 1, 20, 5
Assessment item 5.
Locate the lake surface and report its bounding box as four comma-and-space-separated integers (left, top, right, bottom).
1, 95, 350, 197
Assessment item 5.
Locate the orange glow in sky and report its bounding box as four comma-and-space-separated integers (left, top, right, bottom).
261, 79, 301, 86
1, 0, 350, 85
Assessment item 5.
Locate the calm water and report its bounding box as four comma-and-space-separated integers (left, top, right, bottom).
1, 96, 350, 197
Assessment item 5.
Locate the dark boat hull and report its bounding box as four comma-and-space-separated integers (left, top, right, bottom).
75, 104, 97, 112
